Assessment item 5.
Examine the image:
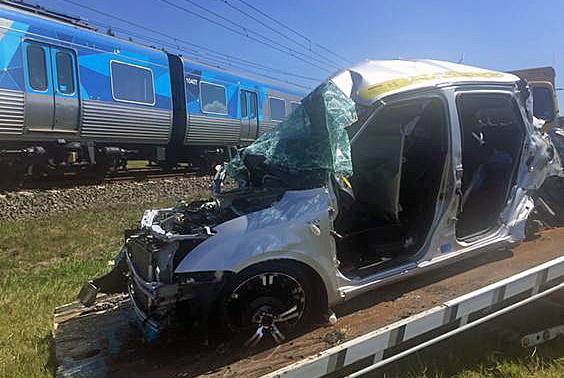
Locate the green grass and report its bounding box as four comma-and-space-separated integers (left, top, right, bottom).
0, 204, 139, 273
0, 197, 563, 377
412, 344, 564, 378
404, 342, 564, 378
0, 257, 112, 377
0, 199, 185, 378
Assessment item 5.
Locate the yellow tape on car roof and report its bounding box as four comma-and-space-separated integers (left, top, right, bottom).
359, 71, 505, 101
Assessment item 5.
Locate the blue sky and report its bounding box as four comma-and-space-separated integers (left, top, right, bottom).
38, 0, 564, 107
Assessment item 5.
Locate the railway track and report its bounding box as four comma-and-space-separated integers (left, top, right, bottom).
0, 166, 204, 191
106, 166, 202, 182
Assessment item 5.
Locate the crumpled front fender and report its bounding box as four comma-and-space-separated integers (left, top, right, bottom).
173, 187, 339, 302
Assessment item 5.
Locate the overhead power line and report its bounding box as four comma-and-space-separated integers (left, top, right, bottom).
217, 0, 343, 68
177, 0, 341, 70
54, 0, 321, 87
85, 19, 315, 89
236, 0, 353, 65
87, 18, 321, 83
156, 0, 336, 72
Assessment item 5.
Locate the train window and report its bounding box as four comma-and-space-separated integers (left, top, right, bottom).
201, 82, 227, 114
249, 92, 258, 118
110, 61, 155, 105
290, 101, 301, 113
269, 97, 286, 121
55, 51, 74, 94
26, 44, 48, 91
240, 91, 247, 117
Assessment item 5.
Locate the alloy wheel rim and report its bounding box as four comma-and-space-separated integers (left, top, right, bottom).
224, 272, 306, 347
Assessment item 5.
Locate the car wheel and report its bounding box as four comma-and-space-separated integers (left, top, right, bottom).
220, 262, 318, 347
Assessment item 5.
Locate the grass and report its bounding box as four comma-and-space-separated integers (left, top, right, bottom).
0, 204, 138, 273
0, 198, 187, 378
0, 196, 562, 377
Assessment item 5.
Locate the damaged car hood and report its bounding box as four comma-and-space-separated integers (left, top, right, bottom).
139, 188, 287, 243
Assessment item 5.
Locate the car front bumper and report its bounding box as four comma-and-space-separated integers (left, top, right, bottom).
124, 246, 230, 340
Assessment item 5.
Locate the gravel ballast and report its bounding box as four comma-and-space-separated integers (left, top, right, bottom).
0, 175, 212, 223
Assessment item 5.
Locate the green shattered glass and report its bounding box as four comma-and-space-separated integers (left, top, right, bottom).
227, 81, 357, 189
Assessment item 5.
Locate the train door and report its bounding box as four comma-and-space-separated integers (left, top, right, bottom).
23, 41, 79, 132
240, 89, 259, 141
23, 42, 54, 131
51, 47, 79, 131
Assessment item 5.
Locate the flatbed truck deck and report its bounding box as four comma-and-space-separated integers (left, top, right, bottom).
54, 227, 564, 378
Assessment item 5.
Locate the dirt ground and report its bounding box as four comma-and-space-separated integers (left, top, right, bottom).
104, 228, 564, 378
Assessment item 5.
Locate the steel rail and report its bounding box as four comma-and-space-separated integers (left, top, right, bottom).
0, 167, 204, 191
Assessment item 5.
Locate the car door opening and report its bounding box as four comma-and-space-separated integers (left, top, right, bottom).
334, 98, 448, 278
455, 94, 526, 239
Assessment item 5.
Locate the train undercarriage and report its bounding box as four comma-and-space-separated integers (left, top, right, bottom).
0, 139, 230, 182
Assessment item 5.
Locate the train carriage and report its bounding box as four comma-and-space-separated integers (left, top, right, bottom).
0, 1, 304, 175
0, 2, 173, 166
166, 56, 301, 165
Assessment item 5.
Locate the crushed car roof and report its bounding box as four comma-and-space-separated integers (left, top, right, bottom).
331, 59, 520, 105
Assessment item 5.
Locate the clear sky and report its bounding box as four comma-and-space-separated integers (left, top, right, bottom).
36, 0, 564, 107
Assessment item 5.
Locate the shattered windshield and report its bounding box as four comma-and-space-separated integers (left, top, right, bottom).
227, 81, 358, 189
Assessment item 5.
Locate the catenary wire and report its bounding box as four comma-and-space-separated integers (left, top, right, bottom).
79, 20, 314, 90
215, 0, 344, 68
155, 0, 336, 72
176, 0, 341, 70
55, 0, 322, 86
236, 0, 353, 65
85, 20, 314, 90
89, 19, 321, 84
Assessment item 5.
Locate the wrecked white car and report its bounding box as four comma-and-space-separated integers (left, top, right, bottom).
79, 60, 563, 344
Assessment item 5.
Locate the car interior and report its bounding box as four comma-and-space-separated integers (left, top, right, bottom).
455, 94, 526, 239
333, 98, 448, 278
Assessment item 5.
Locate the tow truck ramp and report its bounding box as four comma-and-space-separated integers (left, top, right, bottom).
265, 256, 564, 378
54, 234, 564, 378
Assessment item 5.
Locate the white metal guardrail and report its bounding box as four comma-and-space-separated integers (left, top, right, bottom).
264, 255, 564, 378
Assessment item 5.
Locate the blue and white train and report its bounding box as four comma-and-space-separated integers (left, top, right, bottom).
0, 1, 304, 175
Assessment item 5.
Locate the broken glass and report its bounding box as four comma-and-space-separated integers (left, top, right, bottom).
227, 81, 357, 189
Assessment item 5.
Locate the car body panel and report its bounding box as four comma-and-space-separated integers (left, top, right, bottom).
330, 59, 518, 106
174, 187, 342, 304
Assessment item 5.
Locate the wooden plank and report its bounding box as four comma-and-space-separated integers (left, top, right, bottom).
54, 294, 135, 378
